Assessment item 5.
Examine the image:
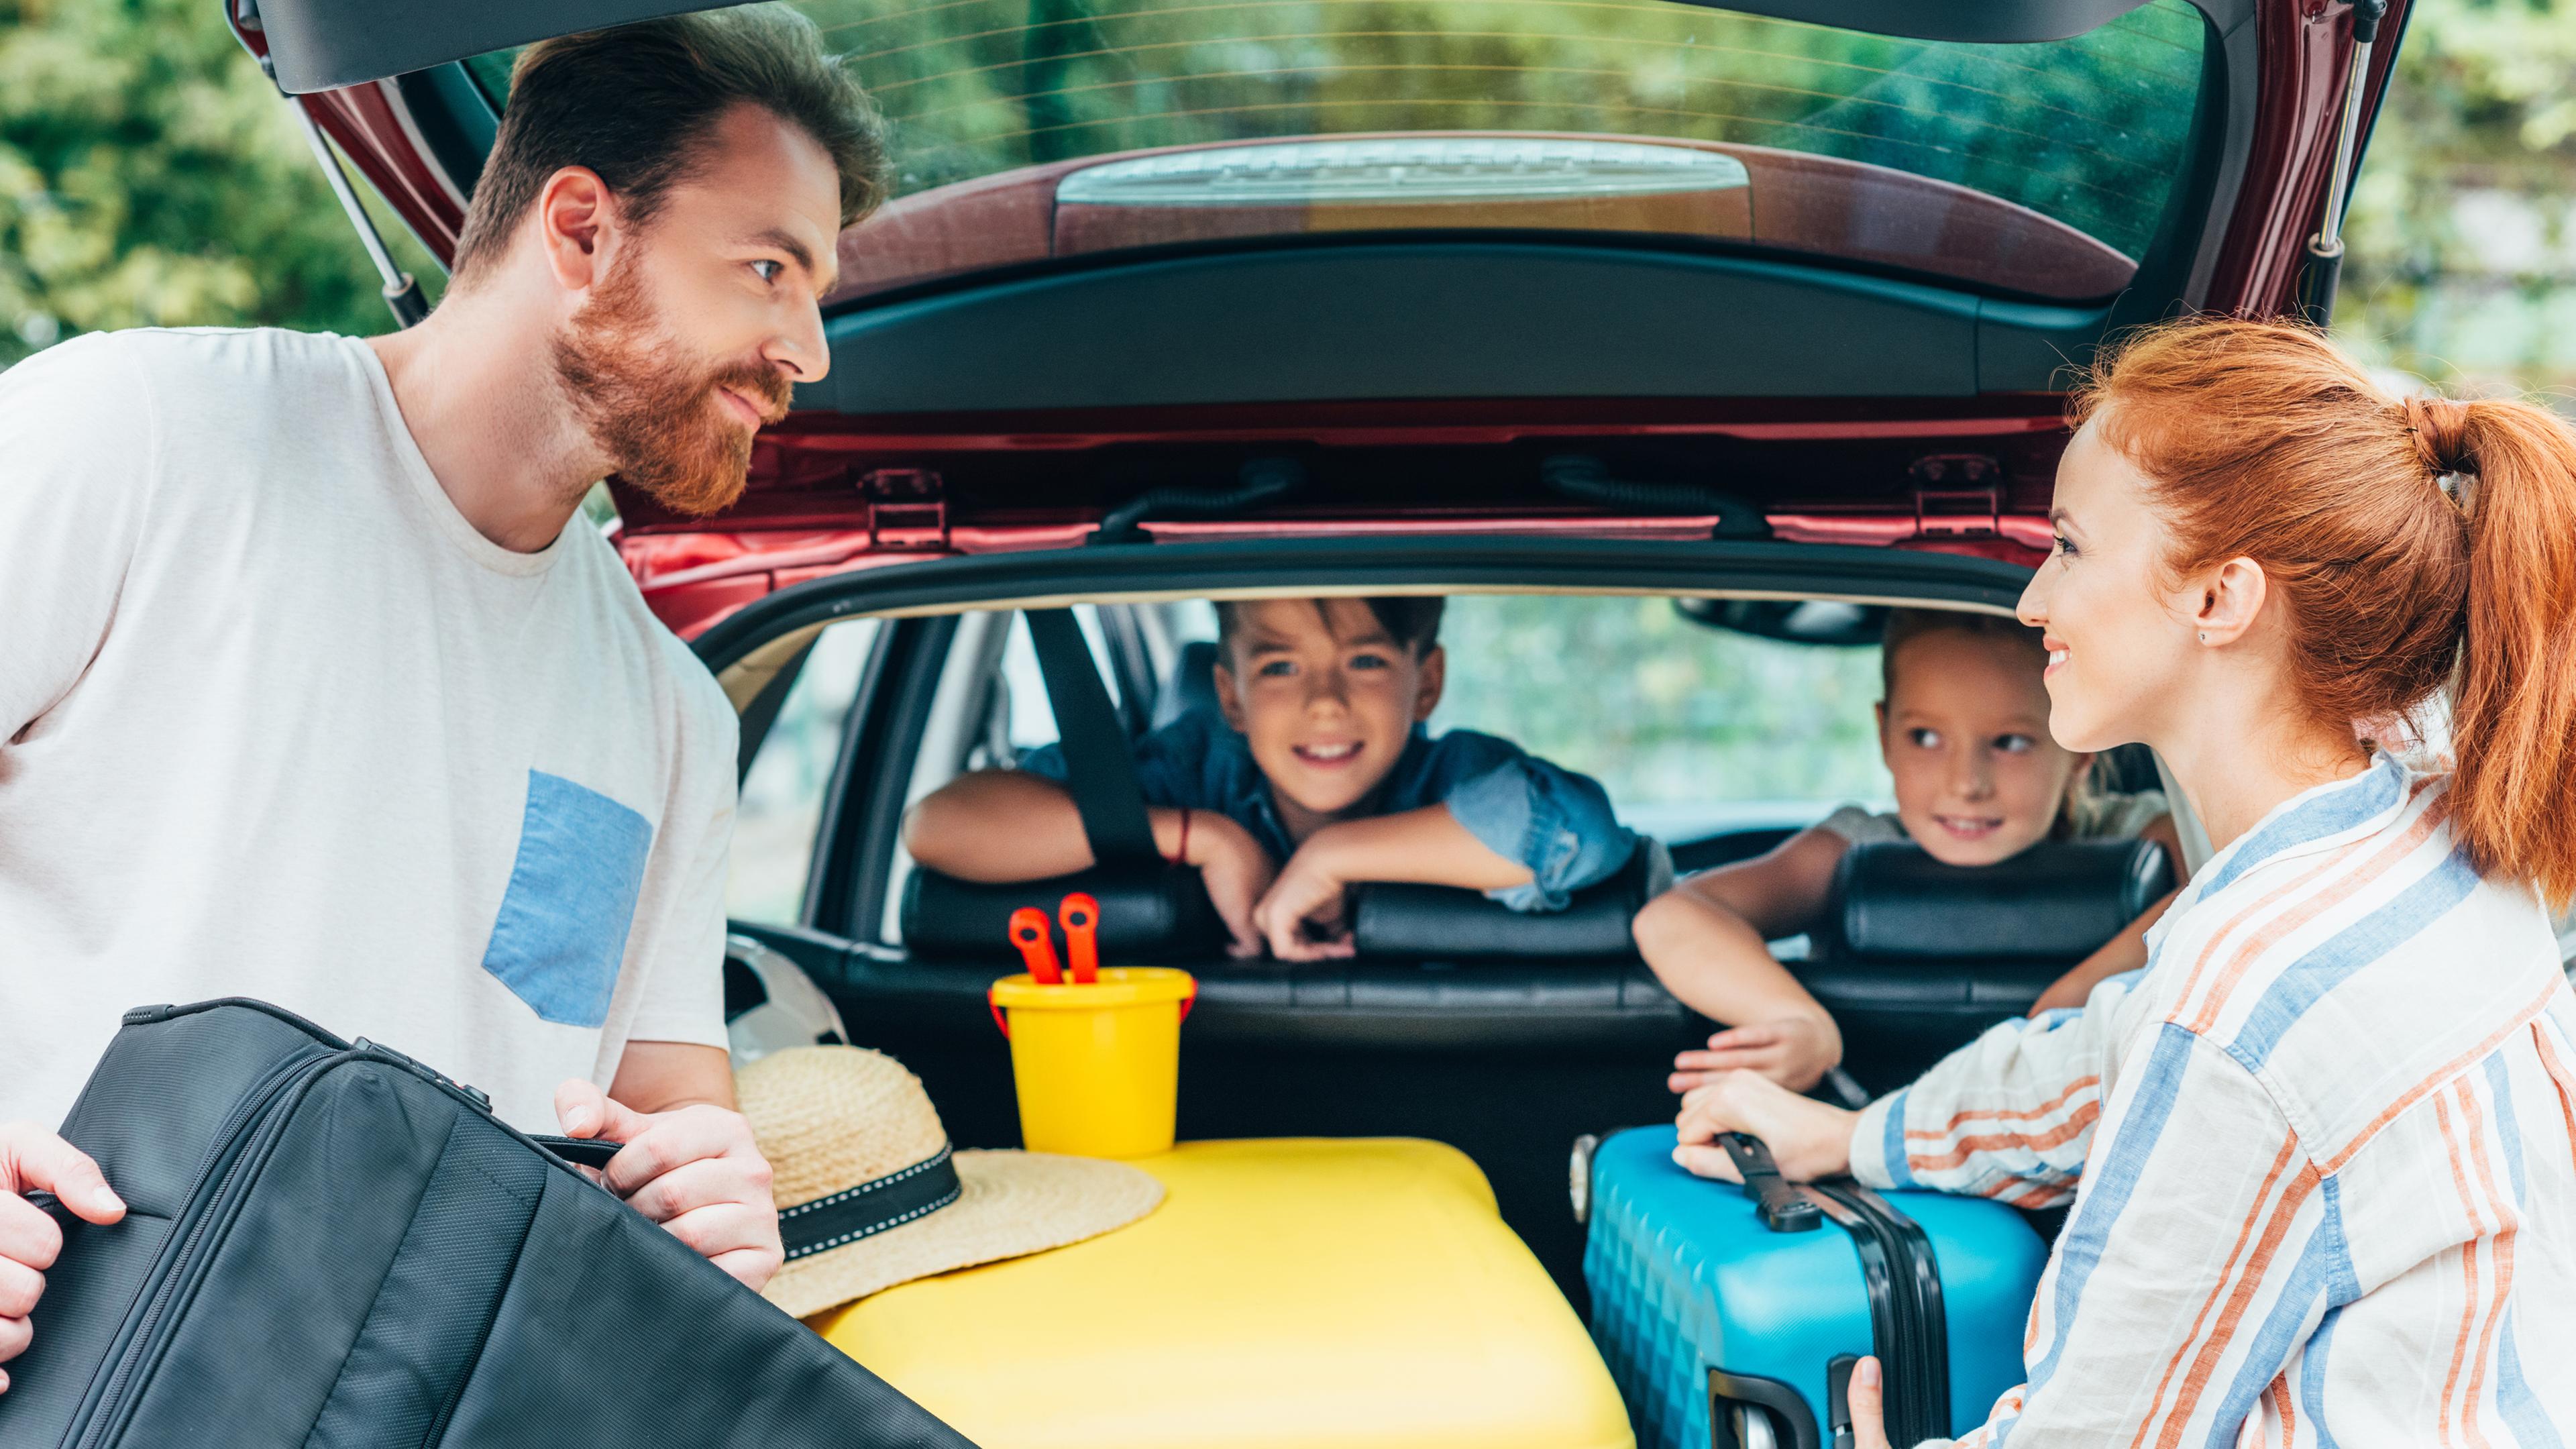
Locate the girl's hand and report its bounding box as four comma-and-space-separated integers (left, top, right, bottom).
1672, 1069, 1857, 1183
1669, 1016, 1841, 1095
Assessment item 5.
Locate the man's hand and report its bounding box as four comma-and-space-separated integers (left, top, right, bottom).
1252, 837, 1358, 962
1669, 1016, 1840, 1095
0, 1122, 126, 1394
555, 1083, 782, 1291
1671, 1069, 1857, 1184
1180, 812, 1277, 959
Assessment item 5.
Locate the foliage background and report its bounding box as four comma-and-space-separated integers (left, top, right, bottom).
0, 0, 440, 368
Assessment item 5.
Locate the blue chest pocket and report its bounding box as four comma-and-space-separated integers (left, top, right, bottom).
481, 770, 655, 1028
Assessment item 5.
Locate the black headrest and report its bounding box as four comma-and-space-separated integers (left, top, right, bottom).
1825, 839, 2174, 962
901, 863, 1226, 961
1351, 840, 1672, 960
1152, 641, 1224, 730
902, 839, 1674, 963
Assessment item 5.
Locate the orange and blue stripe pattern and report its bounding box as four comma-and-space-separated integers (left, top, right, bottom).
1851, 755, 2576, 1446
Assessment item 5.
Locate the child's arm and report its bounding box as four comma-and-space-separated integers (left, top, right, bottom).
902, 772, 1275, 957
1249, 804, 1527, 961
2027, 814, 2193, 1015
1633, 826, 1849, 1093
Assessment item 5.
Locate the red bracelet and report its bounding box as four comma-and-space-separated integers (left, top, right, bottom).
1171, 808, 1191, 865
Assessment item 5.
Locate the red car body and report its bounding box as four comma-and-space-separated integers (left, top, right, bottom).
242, 0, 2407, 641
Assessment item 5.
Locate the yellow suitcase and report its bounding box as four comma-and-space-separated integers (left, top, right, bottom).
809, 1138, 1634, 1449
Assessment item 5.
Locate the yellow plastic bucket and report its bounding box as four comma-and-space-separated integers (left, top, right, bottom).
987, 967, 1197, 1159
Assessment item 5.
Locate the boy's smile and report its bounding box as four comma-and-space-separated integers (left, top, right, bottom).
1214, 598, 1446, 842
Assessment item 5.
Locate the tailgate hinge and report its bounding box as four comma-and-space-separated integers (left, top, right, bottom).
861, 467, 949, 549
1909, 455, 2004, 539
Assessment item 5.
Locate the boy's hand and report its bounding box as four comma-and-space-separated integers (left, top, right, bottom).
1669, 1016, 1840, 1095
1254, 838, 1359, 961
1671, 1070, 1856, 1184
1176, 811, 1275, 958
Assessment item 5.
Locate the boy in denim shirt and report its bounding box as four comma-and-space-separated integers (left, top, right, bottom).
905, 596, 1637, 960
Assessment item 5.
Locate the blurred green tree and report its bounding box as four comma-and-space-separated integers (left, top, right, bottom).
2339, 0, 2576, 394
0, 0, 439, 367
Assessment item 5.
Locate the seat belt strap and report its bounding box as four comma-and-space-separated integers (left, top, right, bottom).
1024, 608, 1163, 865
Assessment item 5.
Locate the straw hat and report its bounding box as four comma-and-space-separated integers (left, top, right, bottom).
739, 1046, 1163, 1318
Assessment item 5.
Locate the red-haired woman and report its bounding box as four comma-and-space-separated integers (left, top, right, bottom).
1675, 317, 2576, 1446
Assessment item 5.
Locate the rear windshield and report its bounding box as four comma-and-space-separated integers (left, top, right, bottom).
469, 0, 2208, 301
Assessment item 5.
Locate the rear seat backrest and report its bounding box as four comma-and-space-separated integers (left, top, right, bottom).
1798, 839, 2176, 1091
1152, 639, 1224, 729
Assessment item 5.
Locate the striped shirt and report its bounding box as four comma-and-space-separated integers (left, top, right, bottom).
1848, 753, 2576, 1446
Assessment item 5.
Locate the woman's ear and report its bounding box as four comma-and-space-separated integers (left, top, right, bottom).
2191, 556, 2270, 648
1411, 645, 1447, 722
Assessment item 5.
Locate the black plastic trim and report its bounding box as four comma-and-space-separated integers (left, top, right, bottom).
1710, 1368, 1823, 1449
734, 637, 814, 783
693, 535, 2034, 678
388, 64, 495, 205
802, 615, 936, 939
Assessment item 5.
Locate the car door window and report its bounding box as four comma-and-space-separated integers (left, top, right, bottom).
1428, 594, 1889, 845
729, 619, 883, 927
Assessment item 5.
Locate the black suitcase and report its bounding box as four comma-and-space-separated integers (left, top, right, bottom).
0, 998, 975, 1448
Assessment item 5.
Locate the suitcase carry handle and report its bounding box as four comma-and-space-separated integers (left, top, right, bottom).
1719, 1133, 1824, 1233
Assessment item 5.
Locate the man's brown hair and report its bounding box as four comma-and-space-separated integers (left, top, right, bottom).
449, 5, 890, 284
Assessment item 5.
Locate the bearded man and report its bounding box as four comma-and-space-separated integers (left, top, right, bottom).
0, 8, 882, 1383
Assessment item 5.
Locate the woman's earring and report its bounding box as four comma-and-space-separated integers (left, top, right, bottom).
2198, 631, 2209, 643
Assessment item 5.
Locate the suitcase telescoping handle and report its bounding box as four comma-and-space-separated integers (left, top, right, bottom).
1719, 1133, 1824, 1233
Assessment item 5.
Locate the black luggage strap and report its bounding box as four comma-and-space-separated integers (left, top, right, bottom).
1024, 608, 1162, 865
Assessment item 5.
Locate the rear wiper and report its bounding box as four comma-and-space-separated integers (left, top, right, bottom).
1088, 456, 1307, 545
1540, 454, 1769, 539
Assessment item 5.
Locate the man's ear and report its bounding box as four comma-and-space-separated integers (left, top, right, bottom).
1214, 659, 1247, 734
1411, 645, 1446, 722
536, 166, 617, 296
2192, 556, 2269, 649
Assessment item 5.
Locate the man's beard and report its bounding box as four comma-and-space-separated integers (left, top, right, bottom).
551, 256, 792, 517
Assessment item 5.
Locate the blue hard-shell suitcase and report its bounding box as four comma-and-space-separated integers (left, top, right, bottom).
1580, 1126, 2048, 1449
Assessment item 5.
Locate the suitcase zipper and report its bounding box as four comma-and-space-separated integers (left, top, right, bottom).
65, 1046, 350, 1449
1805, 1183, 1949, 1447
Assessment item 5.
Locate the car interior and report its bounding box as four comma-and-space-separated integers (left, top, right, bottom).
712, 567, 2197, 1305
216, 0, 2381, 1432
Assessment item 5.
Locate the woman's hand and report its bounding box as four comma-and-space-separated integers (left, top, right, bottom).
1670, 1016, 1841, 1095
1848, 1356, 1893, 1449
1672, 1069, 1857, 1183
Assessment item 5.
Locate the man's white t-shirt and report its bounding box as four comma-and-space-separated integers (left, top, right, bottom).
0, 327, 735, 1131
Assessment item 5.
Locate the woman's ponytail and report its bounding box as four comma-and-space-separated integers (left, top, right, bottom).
2080, 317, 2576, 909
2448, 398, 2576, 908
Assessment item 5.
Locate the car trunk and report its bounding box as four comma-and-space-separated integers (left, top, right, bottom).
234, 0, 2396, 1309
239, 0, 2406, 637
